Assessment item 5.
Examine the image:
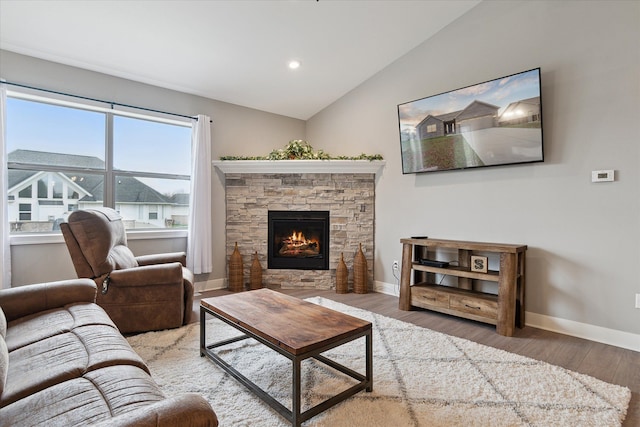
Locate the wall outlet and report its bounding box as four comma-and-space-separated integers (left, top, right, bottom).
392, 260, 399, 271
636, 293, 640, 309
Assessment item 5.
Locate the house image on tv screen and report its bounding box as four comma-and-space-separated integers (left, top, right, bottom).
416, 100, 500, 140
7, 149, 189, 233
415, 97, 540, 141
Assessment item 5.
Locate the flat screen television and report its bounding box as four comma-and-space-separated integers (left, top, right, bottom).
398, 68, 543, 174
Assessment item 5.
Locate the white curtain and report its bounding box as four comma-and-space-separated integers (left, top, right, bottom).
187, 114, 212, 274
0, 84, 11, 289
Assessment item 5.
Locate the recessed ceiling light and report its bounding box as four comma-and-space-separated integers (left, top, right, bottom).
288, 60, 301, 70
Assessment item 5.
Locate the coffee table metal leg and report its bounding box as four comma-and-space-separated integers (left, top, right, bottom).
199, 306, 205, 357
292, 357, 301, 427
366, 330, 373, 392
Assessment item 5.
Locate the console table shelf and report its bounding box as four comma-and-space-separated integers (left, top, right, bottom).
399, 238, 527, 337
411, 264, 501, 281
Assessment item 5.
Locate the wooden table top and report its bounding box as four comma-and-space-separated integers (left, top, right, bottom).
200, 288, 371, 355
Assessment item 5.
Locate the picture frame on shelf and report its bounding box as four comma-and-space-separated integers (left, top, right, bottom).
471, 255, 488, 273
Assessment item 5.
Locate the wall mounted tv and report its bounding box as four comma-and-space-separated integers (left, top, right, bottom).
398, 68, 543, 174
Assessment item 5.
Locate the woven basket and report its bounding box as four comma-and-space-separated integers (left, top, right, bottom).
228, 242, 244, 292
336, 252, 348, 294
250, 251, 263, 290
353, 243, 368, 294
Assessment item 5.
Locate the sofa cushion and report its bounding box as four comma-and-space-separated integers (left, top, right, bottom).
3, 331, 88, 407
72, 325, 147, 372
0, 365, 165, 427
5, 303, 116, 352
2, 324, 148, 407
84, 365, 165, 415
66, 302, 118, 330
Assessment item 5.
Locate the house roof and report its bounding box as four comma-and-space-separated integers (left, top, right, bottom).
115, 176, 169, 204
7, 169, 37, 189
8, 149, 175, 204
499, 97, 541, 119
455, 100, 500, 121
416, 110, 462, 128
169, 193, 190, 206
435, 110, 462, 122
502, 96, 540, 111
516, 96, 540, 105
9, 149, 106, 169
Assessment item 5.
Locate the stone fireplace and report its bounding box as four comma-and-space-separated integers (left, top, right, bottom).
215, 160, 384, 291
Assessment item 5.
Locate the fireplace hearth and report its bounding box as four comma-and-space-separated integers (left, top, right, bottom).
268, 210, 329, 270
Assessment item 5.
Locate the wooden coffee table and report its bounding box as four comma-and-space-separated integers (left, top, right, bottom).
200, 288, 373, 426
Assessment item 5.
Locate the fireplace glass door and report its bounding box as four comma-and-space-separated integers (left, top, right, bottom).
268, 210, 329, 270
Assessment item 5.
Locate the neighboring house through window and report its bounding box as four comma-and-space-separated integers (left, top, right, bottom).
6, 93, 192, 233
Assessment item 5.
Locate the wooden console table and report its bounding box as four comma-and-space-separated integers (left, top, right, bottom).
399, 238, 527, 336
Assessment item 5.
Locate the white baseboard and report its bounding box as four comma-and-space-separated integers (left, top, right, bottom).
374, 281, 639, 352
525, 312, 639, 352
194, 278, 226, 293
374, 280, 400, 297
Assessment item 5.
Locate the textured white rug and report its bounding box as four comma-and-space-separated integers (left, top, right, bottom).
127, 297, 631, 426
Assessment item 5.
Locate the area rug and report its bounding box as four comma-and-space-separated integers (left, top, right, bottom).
127, 297, 630, 426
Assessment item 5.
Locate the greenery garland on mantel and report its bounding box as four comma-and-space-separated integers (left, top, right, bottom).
219, 140, 383, 161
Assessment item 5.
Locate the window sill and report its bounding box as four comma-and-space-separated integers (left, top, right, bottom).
9, 229, 188, 246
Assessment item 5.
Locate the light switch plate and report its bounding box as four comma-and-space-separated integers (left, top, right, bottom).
591, 170, 614, 182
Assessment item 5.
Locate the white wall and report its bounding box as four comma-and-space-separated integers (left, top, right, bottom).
1, 50, 305, 286
306, 1, 640, 336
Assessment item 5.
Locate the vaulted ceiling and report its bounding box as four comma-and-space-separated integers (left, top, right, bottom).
0, 0, 480, 120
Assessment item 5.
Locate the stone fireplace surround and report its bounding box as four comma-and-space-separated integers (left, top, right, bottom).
214, 160, 384, 291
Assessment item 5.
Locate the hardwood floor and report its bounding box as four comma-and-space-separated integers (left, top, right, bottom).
192, 288, 639, 426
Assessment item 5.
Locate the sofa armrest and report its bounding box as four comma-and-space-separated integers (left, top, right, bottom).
109, 263, 183, 288
92, 393, 218, 427
136, 252, 187, 267
0, 279, 97, 322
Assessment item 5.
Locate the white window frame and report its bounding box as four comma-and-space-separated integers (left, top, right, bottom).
7, 90, 192, 245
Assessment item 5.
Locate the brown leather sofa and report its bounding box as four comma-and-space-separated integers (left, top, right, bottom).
60, 207, 194, 334
0, 279, 218, 426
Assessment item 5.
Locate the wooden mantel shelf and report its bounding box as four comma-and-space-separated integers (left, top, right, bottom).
212, 159, 385, 175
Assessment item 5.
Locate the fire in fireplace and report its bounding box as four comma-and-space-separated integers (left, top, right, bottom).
268, 210, 329, 270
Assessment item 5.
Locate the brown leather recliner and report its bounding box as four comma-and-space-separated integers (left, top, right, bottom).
60, 207, 194, 334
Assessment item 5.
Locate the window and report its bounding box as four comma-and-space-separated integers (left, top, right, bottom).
37, 178, 48, 199
18, 203, 31, 221
18, 185, 31, 198
426, 124, 437, 133
6, 95, 192, 234
148, 205, 158, 220
52, 179, 63, 199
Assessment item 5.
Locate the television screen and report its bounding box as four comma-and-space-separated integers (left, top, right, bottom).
398, 68, 543, 174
